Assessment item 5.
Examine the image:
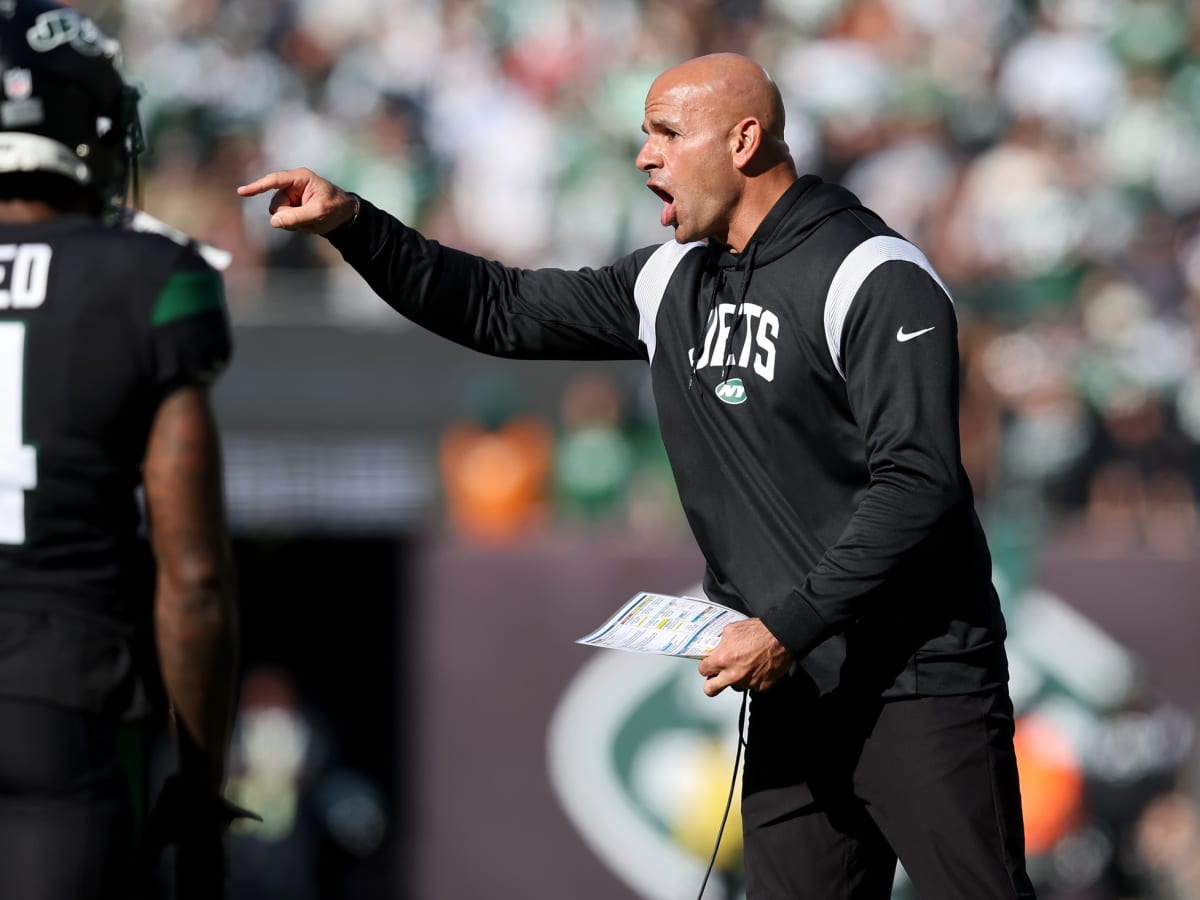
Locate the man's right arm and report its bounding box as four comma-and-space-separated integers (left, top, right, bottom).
238, 169, 648, 361
142, 384, 238, 793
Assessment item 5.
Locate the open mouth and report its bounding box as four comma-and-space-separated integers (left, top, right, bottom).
647, 183, 675, 227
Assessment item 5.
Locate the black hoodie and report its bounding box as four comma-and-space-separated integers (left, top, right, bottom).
329, 175, 1009, 699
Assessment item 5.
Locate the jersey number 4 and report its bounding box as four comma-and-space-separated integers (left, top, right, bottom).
0, 322, 37, 544
0, 245, 52, 543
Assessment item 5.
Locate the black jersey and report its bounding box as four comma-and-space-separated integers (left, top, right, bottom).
0, 213, 231, 716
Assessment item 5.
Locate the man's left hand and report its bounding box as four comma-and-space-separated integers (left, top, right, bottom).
697, 618, 792, 696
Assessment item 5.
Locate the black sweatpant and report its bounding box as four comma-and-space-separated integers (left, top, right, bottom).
0, 698, 137, 900
741, 679, 1037, 899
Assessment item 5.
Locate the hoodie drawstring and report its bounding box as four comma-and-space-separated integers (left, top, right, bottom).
721, 239, 758, 383
689, 240, 760, 392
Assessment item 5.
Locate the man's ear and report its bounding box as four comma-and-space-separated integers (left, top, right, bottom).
730, 117, 763, 170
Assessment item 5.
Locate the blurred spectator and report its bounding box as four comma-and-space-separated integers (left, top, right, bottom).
549, 370, 690, 536
1135, 790, 1200, 899
553, 372, 636, 527
225, 667, 387, 900
1013, 714, 1087, 862
438, 374, 554, 544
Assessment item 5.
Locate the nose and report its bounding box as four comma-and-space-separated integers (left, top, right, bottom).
636, 137, 657, 173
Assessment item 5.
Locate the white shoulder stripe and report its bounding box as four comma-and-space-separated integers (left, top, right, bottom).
824, 235, 952, 380
633, 240, 703, 363
124, 210, 233, 271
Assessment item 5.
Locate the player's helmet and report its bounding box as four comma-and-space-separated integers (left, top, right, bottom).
0, 0, 142, 214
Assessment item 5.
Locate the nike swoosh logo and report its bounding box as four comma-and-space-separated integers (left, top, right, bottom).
896, 326, 935, 342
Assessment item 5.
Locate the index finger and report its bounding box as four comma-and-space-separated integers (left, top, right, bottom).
236, 170, 301, 197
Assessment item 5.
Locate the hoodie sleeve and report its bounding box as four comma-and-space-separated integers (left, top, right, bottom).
759, 250, 966, 660
326, 198, 648, 361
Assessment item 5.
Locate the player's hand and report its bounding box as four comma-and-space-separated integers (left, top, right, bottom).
236, 167, 357, 235
140, 773, 260, 900
698, 618, 792, 696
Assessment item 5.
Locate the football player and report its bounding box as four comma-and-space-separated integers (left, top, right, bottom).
0, 2, 245, 897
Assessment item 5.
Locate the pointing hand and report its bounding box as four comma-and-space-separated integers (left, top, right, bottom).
236, 167, 357, 235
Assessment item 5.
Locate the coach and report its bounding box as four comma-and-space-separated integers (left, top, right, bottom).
240, 52, 1036, 900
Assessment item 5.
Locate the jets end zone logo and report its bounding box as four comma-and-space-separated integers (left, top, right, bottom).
548, 638, 745, 899
715, 378, 746, 405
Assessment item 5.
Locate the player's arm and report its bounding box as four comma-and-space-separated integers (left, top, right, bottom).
143, 383, 238, 793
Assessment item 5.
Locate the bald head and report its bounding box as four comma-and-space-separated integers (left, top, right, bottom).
654, 53, 787, 143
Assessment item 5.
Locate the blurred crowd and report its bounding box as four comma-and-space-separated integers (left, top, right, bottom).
72, 0, 1200, 553
73, 1, 1200, 898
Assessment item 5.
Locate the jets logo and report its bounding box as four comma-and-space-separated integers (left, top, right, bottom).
714, 378, 747, 405
548, 643, 745, 898
689, 301, 779, 383
26, 10, 118, 58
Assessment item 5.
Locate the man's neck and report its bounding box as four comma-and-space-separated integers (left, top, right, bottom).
0, 199, 66, 224
725, 168, 798, 253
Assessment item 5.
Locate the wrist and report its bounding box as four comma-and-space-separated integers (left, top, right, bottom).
328, 192, 360, 235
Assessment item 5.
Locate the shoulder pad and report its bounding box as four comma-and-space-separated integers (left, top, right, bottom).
120, 209, 233, 272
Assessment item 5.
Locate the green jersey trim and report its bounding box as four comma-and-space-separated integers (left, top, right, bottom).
151, 269, 225, 327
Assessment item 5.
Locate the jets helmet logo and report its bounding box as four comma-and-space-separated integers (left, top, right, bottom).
26, 10, 118, 58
